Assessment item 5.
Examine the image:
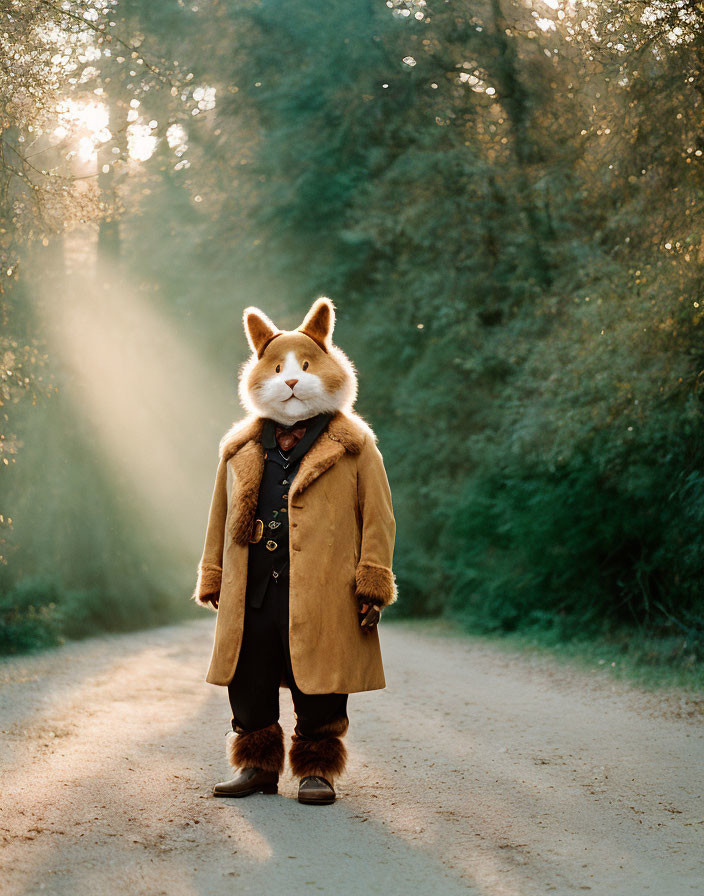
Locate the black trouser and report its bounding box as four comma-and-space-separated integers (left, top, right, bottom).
228, 573, 348, 740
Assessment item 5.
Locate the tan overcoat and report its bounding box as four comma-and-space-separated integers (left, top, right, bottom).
193, 410, 397, 693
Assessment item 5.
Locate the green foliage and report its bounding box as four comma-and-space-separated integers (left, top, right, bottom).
0, 574, 186, 656
0, 0, 204, 654
443, 434, 704, 644
203, 0, 704, 665
3, 0, 704, 672
0, 578, 63, 654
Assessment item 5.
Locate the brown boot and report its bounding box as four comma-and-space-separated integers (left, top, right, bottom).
213, 767, 278, 797
298, 775, 336, 805
214, 722, 285, 797
289, 719, 348, 802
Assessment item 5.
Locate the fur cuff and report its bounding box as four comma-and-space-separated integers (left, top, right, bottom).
192, 563, 222, 609
289, 732, 347, 782
227, 722, 284, 774
355, 563, 397, 608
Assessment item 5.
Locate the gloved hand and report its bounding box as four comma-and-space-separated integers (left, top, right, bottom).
200, 592, 219, 610
359, 601, 381, 632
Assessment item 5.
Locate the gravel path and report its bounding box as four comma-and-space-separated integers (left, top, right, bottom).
1, 619, 702, 895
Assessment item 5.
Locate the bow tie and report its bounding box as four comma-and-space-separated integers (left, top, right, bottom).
275, 423, 307, 452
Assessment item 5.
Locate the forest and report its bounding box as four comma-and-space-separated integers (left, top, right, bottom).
2, 0, 703, 677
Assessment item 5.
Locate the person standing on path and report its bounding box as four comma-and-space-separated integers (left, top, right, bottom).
192, 297, 397, 805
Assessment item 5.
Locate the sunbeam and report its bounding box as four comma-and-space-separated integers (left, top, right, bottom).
30, 234, 239, 567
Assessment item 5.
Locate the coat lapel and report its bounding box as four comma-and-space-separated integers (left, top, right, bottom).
291, 410, 369, 497
227, 439, 265, 546
292, 436, 346, 497
220, 417, 266, 547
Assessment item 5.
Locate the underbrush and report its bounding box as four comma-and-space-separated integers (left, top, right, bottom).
0, 576, 190, 655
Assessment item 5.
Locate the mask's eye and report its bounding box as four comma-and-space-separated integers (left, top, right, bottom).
302, 360, 309, 371
275, 363, 281, 373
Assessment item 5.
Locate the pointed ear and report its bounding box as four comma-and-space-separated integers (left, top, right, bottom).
298, 297, 335, 352
243, 306, 280, 358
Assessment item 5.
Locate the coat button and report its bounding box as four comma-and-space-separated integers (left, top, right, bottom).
266, 540, 277, 551
282, 492, 289, 500
268, 520, 281, 530
281, 479, 289, 486
272, 571, 279, 579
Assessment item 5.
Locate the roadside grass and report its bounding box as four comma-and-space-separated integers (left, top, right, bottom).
3, 576, 702, 696
0, 576, 196, 656
386, 614, 704, 694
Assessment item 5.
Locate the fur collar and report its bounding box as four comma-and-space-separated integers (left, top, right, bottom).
219, 410, 373, 461
220, 410, 375, 545
218, 416, 265, 461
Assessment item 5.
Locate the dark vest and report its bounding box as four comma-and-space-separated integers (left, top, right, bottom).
245, 413, 332, 608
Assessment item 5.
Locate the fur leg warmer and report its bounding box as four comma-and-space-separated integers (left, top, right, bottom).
227, 722, 284, 775
289, 717, 349, 783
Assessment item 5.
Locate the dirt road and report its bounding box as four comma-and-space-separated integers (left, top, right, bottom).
0, 619, 702, 895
